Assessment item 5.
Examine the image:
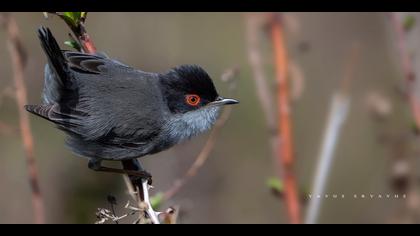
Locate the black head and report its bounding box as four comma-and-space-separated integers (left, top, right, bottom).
159, 65, 237, 114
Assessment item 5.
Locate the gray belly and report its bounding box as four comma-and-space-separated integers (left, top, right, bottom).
65, 134, 157, 161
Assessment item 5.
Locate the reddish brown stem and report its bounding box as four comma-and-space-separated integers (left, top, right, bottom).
79, 32, 97, 54
72, 22, 96, 54
270, 13, 301, 224
52, 12, 97, 54
1, 13, 45, 224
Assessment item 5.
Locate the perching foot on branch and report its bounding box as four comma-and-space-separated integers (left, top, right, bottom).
88, 159, 153, 184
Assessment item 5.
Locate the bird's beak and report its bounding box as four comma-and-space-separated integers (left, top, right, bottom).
210, 96, 239, 106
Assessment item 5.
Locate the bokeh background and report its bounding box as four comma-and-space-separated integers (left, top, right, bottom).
0, 12, 419, 224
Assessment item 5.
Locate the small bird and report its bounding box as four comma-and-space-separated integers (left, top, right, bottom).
26, 27, 238, 178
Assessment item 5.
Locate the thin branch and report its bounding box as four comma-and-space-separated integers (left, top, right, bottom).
141, 180, 160, 223
244, 13, 280, 175
388, 12, 420, 224
389, 13, 420, 130
1, 13, 45, 224
121, 175, 161, 224
305, 43, 359, 224
270, 13, 301, 224
163, 67, 238, 201
245, 12, 301, 224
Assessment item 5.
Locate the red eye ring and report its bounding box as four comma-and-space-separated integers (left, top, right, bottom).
185, 94, 201, 106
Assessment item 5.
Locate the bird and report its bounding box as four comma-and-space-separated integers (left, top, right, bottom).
25, 26, 239, 179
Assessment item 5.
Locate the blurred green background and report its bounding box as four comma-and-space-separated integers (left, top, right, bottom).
0, 12, 416, 223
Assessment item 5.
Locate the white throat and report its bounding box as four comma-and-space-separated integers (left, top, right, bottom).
164, 106, 221, 144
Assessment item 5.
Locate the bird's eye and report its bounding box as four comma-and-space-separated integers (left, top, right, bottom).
185, 94, 201, 106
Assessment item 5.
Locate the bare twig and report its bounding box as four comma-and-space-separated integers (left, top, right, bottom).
388, 12, 420, 224
163, 67, 238, 201
121, 175, 160, 224
141, 179, 160, 223
245, 14, 279, 175
389, 13, 420, 130
305, 43, 359, 224
270, 13, 301, 224
1, 13, 45, 224
245, 12, 302, 224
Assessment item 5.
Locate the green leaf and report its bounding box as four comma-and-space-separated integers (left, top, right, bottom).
73, 12, 82, 20
62, 12, 82, 27
404, 15, 416, 32
64, 12, 81, 21
266, 177, 284, 193
64, 40, 81, 51
150, 192, 164, 210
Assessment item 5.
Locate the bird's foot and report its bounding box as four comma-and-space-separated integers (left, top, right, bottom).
88, 160, 153, 185
126, 170, 153, 186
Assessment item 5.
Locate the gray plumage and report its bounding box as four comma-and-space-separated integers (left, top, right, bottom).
26, 27, 237, 165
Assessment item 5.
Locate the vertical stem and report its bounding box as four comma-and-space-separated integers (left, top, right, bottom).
270, 13, 301, 224
245, 13, 280, 177
2, 13, 45, 224
141, 180, 160, 224
390, 13, 420, 129
304, 44, 358, 224
305, 94, 350, 224
389, 11, 420, 224
73, 22, 97, 54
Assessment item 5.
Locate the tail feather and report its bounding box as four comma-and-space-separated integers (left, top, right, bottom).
37, 26, 69, 87
25, 104, 53, 120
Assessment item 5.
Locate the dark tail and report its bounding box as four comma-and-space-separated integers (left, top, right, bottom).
26, 28, 72, 121
24, 104, 53, 121
37, 26, 69, 86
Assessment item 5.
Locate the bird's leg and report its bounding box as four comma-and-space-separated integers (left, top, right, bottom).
120, 159, 153, 185
96, 166, 152, 180
88, 159, 152, 184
